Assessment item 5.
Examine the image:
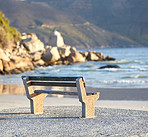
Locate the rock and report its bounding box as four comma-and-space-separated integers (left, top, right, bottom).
22, 33, 45, 53
42, 47, 61, 63
1, 55, 34, 74
105, 56, 116, 61
1, 60, 11, 74
58, 45, 77, 58
31, 52, 43, 61
86, 51, 99, 61
0, 48, 10, 61
21, 33, 32, 40
58, 46, 71, 58
70, 47, 77, 53
12, 43, 28, 56
96, 52, 105, 60
10, 57, 34, 74
45, 45, 52, 52
0, 60, 3, 72
99, 65, 120, 69
66, 51, 85, 63
33, 59, 45, 67
49, 30, 64, 47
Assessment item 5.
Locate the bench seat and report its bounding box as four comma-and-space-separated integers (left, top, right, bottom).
34, 90, 98, 95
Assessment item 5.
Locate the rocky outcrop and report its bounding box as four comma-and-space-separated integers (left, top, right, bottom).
49, 30, 64, 47
22, 33, 45, 53
82, 51, 105, 61
0, 31, 116, 75
0, 54, 34, 75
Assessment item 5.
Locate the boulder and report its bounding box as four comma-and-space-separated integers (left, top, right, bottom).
42, 47, 61, 63
22, 33, 45, 53
58, 46, 77, 58
33, 59, 45, 67
1, 56, 34, 74
70, 46, 77, 53
99, 65, 120, 69
96, 52, 105, 60
10, 57, 34, 74
1, 60, 11, 74
105, 56, 116, 61
86, 51, 99, 61
66, 51, 85, 63
31, 52, 43, 61
0, 48, 10, 61
83, 51, 89, 58
49, 31, 64, 47
0, 60, 3, 72
58, 46, 71, 58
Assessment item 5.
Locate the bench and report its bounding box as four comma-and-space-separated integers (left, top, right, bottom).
22, 76, 100, 118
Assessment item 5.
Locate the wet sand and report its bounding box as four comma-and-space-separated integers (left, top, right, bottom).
0, 84, 148, 100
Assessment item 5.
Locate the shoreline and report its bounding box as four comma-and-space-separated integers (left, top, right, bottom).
0, 83, 148, 101
0, 95, 148, 112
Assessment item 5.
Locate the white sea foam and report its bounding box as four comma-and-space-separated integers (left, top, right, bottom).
103, 60, 141, 64
87, 79, 148, 88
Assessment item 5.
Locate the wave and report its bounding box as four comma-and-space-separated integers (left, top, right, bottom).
129, 66, 148, 71
122, 75, 148, 79
87, 79, 148, 88
101, 60, 141, 64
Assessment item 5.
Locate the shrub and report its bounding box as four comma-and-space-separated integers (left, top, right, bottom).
0, 10, 21, 49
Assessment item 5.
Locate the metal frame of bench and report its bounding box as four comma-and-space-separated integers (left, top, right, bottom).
22, 76, 100, 118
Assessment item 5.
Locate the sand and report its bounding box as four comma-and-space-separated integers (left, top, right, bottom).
0, 95, 148, 136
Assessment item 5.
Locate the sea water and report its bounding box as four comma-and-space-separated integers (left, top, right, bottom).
0, 47, 148, 88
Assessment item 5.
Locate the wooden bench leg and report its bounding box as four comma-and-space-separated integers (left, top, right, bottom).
30, 94, 47, 114
82, 101, 95, 118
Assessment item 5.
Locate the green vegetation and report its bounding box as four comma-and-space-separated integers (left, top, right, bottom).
0, 11, 21, 49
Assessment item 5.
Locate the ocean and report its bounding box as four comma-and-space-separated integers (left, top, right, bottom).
0, 47, 148, 88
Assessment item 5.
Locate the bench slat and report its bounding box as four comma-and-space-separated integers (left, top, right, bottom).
28, 76, 83, 81
34, 90, 78, 95
34, 90, 98, 95
30, 81, 77, 87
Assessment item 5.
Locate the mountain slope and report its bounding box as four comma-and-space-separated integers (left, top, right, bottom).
33, 0, 147, 46
0, 0, 146, 48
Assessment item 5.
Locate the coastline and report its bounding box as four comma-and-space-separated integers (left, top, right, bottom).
0, 83, 148, 101
0, 94, 148, 112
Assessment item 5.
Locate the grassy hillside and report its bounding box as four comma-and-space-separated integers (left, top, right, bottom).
0, 10, 21, 49
0, 0, 146, 48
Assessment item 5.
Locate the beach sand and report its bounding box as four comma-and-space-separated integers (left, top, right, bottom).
0, 84, 148, 136
0, 94, 148, 136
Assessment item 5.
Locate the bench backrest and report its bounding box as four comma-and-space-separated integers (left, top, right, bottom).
22, 76, 85, 87
22, 76, 87, 102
